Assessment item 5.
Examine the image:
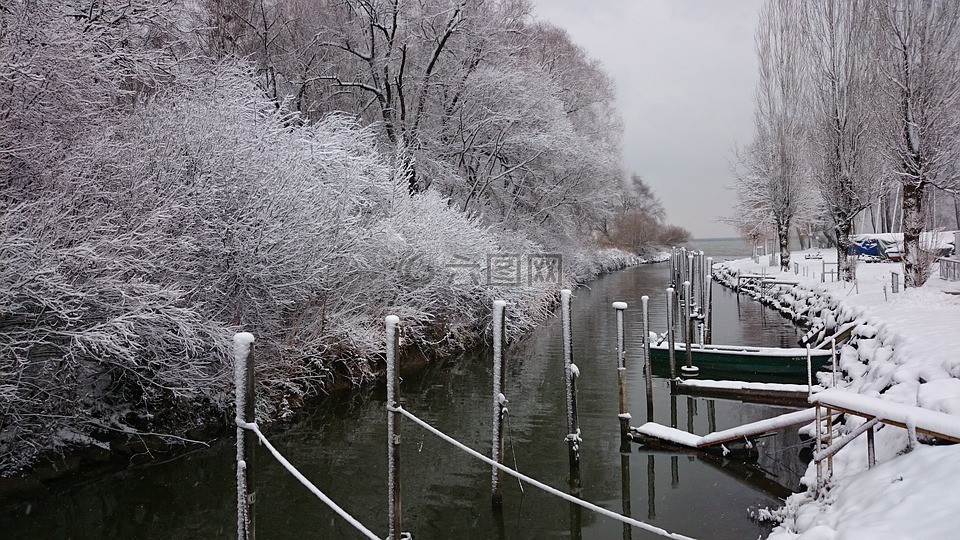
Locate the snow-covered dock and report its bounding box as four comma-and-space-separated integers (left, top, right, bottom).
631, 407, 825, 449
812, 388, 960, 443
672, 379, 820, 406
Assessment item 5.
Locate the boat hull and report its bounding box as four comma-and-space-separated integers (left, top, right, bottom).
649, 343, 832, 376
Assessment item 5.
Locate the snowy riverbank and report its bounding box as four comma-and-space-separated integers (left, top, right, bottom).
713, 250, 960, 539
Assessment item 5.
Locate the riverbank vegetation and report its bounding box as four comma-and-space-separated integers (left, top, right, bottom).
730, 0, 960, 286
0, 1, 688, 477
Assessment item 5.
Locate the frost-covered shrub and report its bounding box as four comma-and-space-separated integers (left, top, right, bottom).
0, 61, 397, 472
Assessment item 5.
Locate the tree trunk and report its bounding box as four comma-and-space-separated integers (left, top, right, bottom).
953, 193, 960, 230
836, 218, 855, 281
901, 180, 926, 287
777, 219, 791, 271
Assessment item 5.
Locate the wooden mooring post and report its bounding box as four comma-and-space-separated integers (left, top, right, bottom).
385, 315, 403, 538
666, 287, 677, 379
641, 295, 654, 422
561, 289, 581, 481
490, 301, 508, 507
613, 302, 630, 440
680, 281, 699, 377
705, 257, 713, 344
234, 333, 257, 540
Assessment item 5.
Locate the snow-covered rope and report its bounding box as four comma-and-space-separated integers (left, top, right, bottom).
390, 405, 697, 540
236, 419, 381, 540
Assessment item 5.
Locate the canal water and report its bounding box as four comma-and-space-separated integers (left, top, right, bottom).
1, 241, 812, 539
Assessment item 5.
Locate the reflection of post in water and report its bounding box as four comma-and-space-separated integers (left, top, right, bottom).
646, 454, 656, 520
620, 451, 632, 540
492, 504, 506, 540
686, 397, 696, 434
670, 393, 679, 487
670, 394, 678, 429
707, 399, 717, 433
641, 296, 654, 423
671, 455, 679, 489
569, 500, 583, 540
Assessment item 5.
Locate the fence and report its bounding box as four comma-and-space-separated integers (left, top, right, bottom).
232, 293, 698, 539
939, 257, 960, 281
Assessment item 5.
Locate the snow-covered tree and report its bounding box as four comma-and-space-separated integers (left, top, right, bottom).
798, 0, 884, 281
733, 0, 818, 271
872, 0, 960, 286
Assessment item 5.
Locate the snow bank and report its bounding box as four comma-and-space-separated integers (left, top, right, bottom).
713, 249, 960, 539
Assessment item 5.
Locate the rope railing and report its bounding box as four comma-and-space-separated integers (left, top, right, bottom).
234, 332, 382, 540
390, 404, 697, 540
236, 418, 382, 540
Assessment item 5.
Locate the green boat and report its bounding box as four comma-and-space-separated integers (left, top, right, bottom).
649, 342, 833, 376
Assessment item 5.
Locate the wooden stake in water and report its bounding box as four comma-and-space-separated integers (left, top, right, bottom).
703, 257, 713, 343
698, 252, 706, 311
491, 301, 508, 507
386, 315, 403, 537
666, 288, 676, 379
235, 333, 257, 540
671, 248, 677, 284
641, 295, 654, 422
613, 302, 630, 439
680, 281, 699, 377
561, 290, 581, 478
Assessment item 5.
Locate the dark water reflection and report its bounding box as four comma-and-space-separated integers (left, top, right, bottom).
1, 261, 810, 539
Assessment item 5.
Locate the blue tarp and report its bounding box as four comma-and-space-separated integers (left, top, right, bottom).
848, 232, 957, 260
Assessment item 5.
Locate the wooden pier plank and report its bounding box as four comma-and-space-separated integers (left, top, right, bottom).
811, 388, 960, 443
632, 407, 824, 449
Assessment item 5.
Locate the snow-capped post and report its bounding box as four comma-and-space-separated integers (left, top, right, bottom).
613, 301, 630, 440
680, 281, 698, 377
666, 288, 677, 379
385, 315, 402, 538
491, 300, 508, 507
891, 272, 900, 294
826, 409, 835, 477
831, 338, 838, 387
234, 332, 256, 540
561, 289, 581, 480
641, 295, 654, 422
687, 254, 695, 309
673, 248, 678, 283
806, 345, 813, 399
815, 403, 824, 490
705, 256, 713, 344
699, 252, 707, 312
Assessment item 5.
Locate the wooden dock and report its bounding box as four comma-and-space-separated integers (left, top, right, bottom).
631, 407, 826, 450
671, 379, 819, 407
811, 388, 960, 443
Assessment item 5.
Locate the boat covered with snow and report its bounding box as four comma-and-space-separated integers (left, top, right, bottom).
649, 342, 833, 376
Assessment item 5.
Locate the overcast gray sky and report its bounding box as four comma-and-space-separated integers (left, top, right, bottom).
531, 0, 764, 239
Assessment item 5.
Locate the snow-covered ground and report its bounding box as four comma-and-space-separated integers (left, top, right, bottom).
713, 249, 960, 539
